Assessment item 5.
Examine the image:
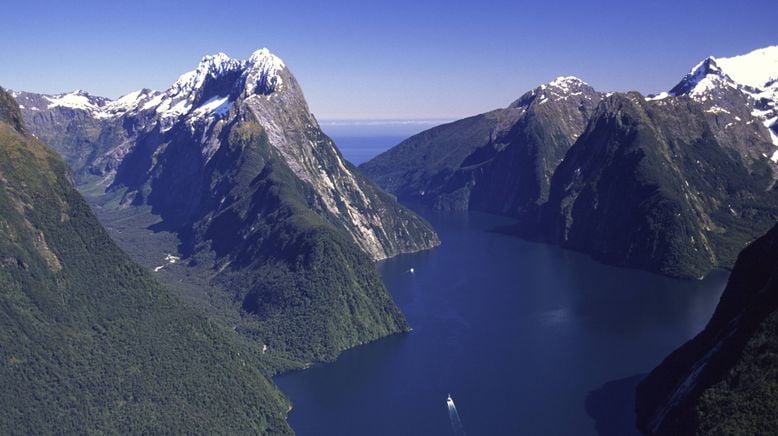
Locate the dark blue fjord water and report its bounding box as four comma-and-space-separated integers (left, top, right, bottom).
275, 209, 728, 436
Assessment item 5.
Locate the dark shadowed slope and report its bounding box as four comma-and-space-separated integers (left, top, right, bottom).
637, 222, 778, 435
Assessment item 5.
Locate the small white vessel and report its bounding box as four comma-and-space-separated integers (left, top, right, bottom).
447, 394, 454, 405
410, 267, 415, 273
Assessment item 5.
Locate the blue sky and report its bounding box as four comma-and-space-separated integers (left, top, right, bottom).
1, 0, 776, 120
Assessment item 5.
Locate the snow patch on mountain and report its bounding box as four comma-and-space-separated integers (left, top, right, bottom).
142, 93, 165, 111
766, 119, 778, 149
194, 95, 232, 117
689, 75, 735, 101
646, 92, 671, 101
544, 76, 589, 93
45, 92, 106, 112
715, 46, 778, 90
102, 89, 161, 117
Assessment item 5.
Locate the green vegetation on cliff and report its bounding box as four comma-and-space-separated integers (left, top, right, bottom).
541, 93, 778, 279
190, 115, 410, 363
0, 87, 291, 434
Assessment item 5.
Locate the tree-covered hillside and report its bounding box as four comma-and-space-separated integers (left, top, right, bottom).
0, 87, 291, 434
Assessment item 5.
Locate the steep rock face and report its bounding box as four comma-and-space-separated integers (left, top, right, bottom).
0, 87, 291, 434
360, 77, 601, 218
15, 49, 438, 363
542, 92, 778, 278
636, 223, 778, 435
137, 110, 411, 362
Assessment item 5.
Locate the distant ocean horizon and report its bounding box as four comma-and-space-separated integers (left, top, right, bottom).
320, 119, 452, 165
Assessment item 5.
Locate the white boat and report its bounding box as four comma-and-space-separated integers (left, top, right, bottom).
447, 394, 454, 405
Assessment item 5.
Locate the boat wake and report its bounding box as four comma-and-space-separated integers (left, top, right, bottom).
446, 394, 466, 435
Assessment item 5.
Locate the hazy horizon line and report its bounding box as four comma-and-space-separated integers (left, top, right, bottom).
318, 118, 457, 125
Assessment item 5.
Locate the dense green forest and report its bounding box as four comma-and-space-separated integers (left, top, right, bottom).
0, 87, 292, 434
196, 116, 411, 363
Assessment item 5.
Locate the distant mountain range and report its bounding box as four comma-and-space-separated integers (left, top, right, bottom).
12, 49, 440, 365
361, 45, 778, 279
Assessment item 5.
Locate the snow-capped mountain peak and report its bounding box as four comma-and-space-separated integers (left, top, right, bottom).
545, 76, 589, 91
671, 46, 778, 96
147, 48, 289, 127
248, 48, 286, 71
510, 75, 597, 109
244, 48, 287, 95
668, 57, 735, 98
668, 45, 778, 148
169, 52, 243, 99
43, 90, 110, 113
12, 48, 294, 141
166, 48, 287, 102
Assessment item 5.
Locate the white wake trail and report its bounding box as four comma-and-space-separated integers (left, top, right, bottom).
446, 395, 466, 435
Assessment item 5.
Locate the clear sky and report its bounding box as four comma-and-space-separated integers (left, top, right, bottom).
1, 0, 776, 120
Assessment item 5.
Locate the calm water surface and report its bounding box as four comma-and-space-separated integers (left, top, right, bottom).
275, 208, 728, 435
330, 135, 405, 165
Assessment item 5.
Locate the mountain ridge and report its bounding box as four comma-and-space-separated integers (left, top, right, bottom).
14, 48, 439, 366
360, 75, 602, 218
14, 48, 439, 262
